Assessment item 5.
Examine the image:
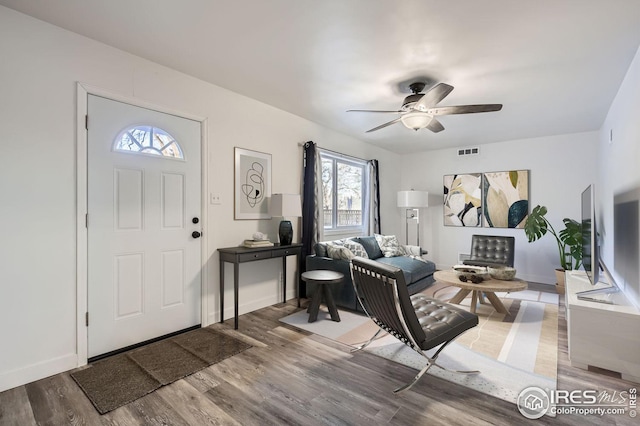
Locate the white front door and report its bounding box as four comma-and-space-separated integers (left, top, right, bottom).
87, 94, 202, 358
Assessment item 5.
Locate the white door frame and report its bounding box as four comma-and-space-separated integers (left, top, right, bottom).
75, 82, 209, 366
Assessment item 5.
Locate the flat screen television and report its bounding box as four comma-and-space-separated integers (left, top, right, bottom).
581, 184, 599, 285
577, 184, 619, 302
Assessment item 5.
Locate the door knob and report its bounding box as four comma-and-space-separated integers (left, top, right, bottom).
192, 231, 201, 238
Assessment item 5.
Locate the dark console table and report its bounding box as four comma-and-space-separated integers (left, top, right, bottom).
218, 243, 302, 329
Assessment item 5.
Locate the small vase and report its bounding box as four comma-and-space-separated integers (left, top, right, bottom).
555, 268, 566, 294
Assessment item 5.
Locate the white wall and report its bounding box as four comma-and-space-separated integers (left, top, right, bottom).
598, 45, 640, 308
399, 132, 598, 285
0, 6, 402, 392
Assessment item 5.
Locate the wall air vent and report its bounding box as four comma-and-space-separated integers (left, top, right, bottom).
457, 146, 480, 157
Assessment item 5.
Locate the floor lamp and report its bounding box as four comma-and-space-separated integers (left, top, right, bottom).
397, 190, 429, 246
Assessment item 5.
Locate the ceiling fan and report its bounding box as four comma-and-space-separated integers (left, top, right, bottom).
347, 82, 502, 133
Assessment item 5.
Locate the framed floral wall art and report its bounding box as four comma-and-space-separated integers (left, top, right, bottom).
443, 173, 482, 227
482, 170, 529, 228
234, 147, 272, 220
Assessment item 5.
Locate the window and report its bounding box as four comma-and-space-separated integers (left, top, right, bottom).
114, 125, 184, 159
320, 151, 368, 233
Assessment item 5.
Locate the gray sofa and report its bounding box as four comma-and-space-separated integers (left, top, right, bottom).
305, 236, 436, 312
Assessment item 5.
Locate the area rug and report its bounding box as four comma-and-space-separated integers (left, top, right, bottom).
280, 282, 559, 405
71, 327, 251, 414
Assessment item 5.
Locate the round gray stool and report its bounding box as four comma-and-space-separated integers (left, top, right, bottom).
301, 270, 343, 323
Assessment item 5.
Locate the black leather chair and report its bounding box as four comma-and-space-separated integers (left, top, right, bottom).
350, 257, 479, 393
463, 235, 515, 267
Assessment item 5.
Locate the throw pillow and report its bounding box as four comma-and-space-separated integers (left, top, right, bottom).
375, 234, 402, 258
326, 243, 355, 260
353, 236, 383, 259
400, 244, 423, 256
343, 239, 369, 259
314, 242, 328, 257
407, 254, 429, 263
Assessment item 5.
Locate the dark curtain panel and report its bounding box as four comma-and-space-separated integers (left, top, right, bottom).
371, 159, 382, 234
300, 141, 317, 297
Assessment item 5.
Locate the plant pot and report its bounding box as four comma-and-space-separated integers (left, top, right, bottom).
555, 268, 566, 294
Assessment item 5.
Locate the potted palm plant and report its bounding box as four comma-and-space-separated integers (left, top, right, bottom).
524, 205, 583, 293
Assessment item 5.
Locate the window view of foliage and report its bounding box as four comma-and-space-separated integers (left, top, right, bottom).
115, 126, 183, 159
321, 153, 365, 230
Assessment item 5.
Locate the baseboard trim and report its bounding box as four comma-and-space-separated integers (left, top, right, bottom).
207, 293, 287, 326
0, 353, 77, 393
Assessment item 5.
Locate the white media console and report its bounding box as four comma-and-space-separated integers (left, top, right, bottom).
566, 270, 640, 383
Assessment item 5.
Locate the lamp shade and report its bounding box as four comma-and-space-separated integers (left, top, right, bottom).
269, 193, 302, 217
397, 190, 429, 208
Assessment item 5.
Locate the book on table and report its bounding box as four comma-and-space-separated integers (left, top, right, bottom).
243, 239, 274, 247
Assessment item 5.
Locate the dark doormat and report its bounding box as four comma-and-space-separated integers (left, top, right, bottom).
71, 328, 251, 414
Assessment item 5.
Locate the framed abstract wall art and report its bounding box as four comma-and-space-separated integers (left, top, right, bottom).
234, 147, 272, 220
443, 173, 482, 227
482, 170, 529, 228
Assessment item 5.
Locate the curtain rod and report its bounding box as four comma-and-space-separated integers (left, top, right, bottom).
298, 142, 372, 163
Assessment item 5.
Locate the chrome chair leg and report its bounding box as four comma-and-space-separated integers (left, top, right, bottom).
432, 362, 480, 375
350, 328, 385, 353
394, 360, 434, 393
393, 337, 480, 393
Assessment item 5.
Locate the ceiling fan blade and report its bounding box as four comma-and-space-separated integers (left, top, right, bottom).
347, 109, 402, 113
426, 118, 445, 133
414, 83, 454, 110
427, 104, 503, 115
365, 117, 402, 133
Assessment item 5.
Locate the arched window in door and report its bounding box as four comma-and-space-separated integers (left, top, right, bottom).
114, 125, 184, 159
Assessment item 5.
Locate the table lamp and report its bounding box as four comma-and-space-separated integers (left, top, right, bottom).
269, 193, 302, 245
397, 190, 429, 246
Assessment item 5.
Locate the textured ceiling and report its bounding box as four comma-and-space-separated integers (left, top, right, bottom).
2, 0, 640, 153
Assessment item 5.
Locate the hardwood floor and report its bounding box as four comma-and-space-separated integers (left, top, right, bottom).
1, 290, 637, 425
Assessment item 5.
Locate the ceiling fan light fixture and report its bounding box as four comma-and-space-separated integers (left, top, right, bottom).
400, 112, 431, 131
347, 82, 502, 134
